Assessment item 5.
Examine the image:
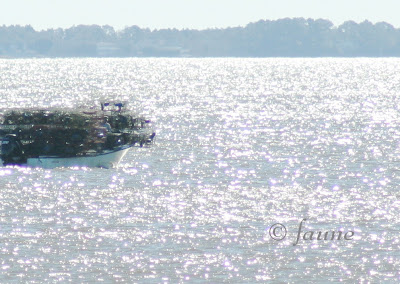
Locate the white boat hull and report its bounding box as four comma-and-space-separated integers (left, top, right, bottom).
26, 146, 132, 169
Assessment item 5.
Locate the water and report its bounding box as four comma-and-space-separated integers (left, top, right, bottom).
1, 58, 400, 282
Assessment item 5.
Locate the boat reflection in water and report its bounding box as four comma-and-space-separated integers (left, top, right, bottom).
0, 103, 155, 168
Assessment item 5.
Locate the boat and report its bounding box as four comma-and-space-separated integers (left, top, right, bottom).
0, 103, 155, 168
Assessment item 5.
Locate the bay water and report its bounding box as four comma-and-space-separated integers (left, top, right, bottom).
0, 58, 400, 282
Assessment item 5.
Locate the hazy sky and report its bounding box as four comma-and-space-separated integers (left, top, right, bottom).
2, 0, 400, 31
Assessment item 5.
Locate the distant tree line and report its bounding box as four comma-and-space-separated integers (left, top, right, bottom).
1, 18, 400, 58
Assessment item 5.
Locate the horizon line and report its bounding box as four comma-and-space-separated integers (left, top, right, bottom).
3, 17, 398, 32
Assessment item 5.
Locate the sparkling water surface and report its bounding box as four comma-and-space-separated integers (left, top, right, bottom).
1, 58, 400, 282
